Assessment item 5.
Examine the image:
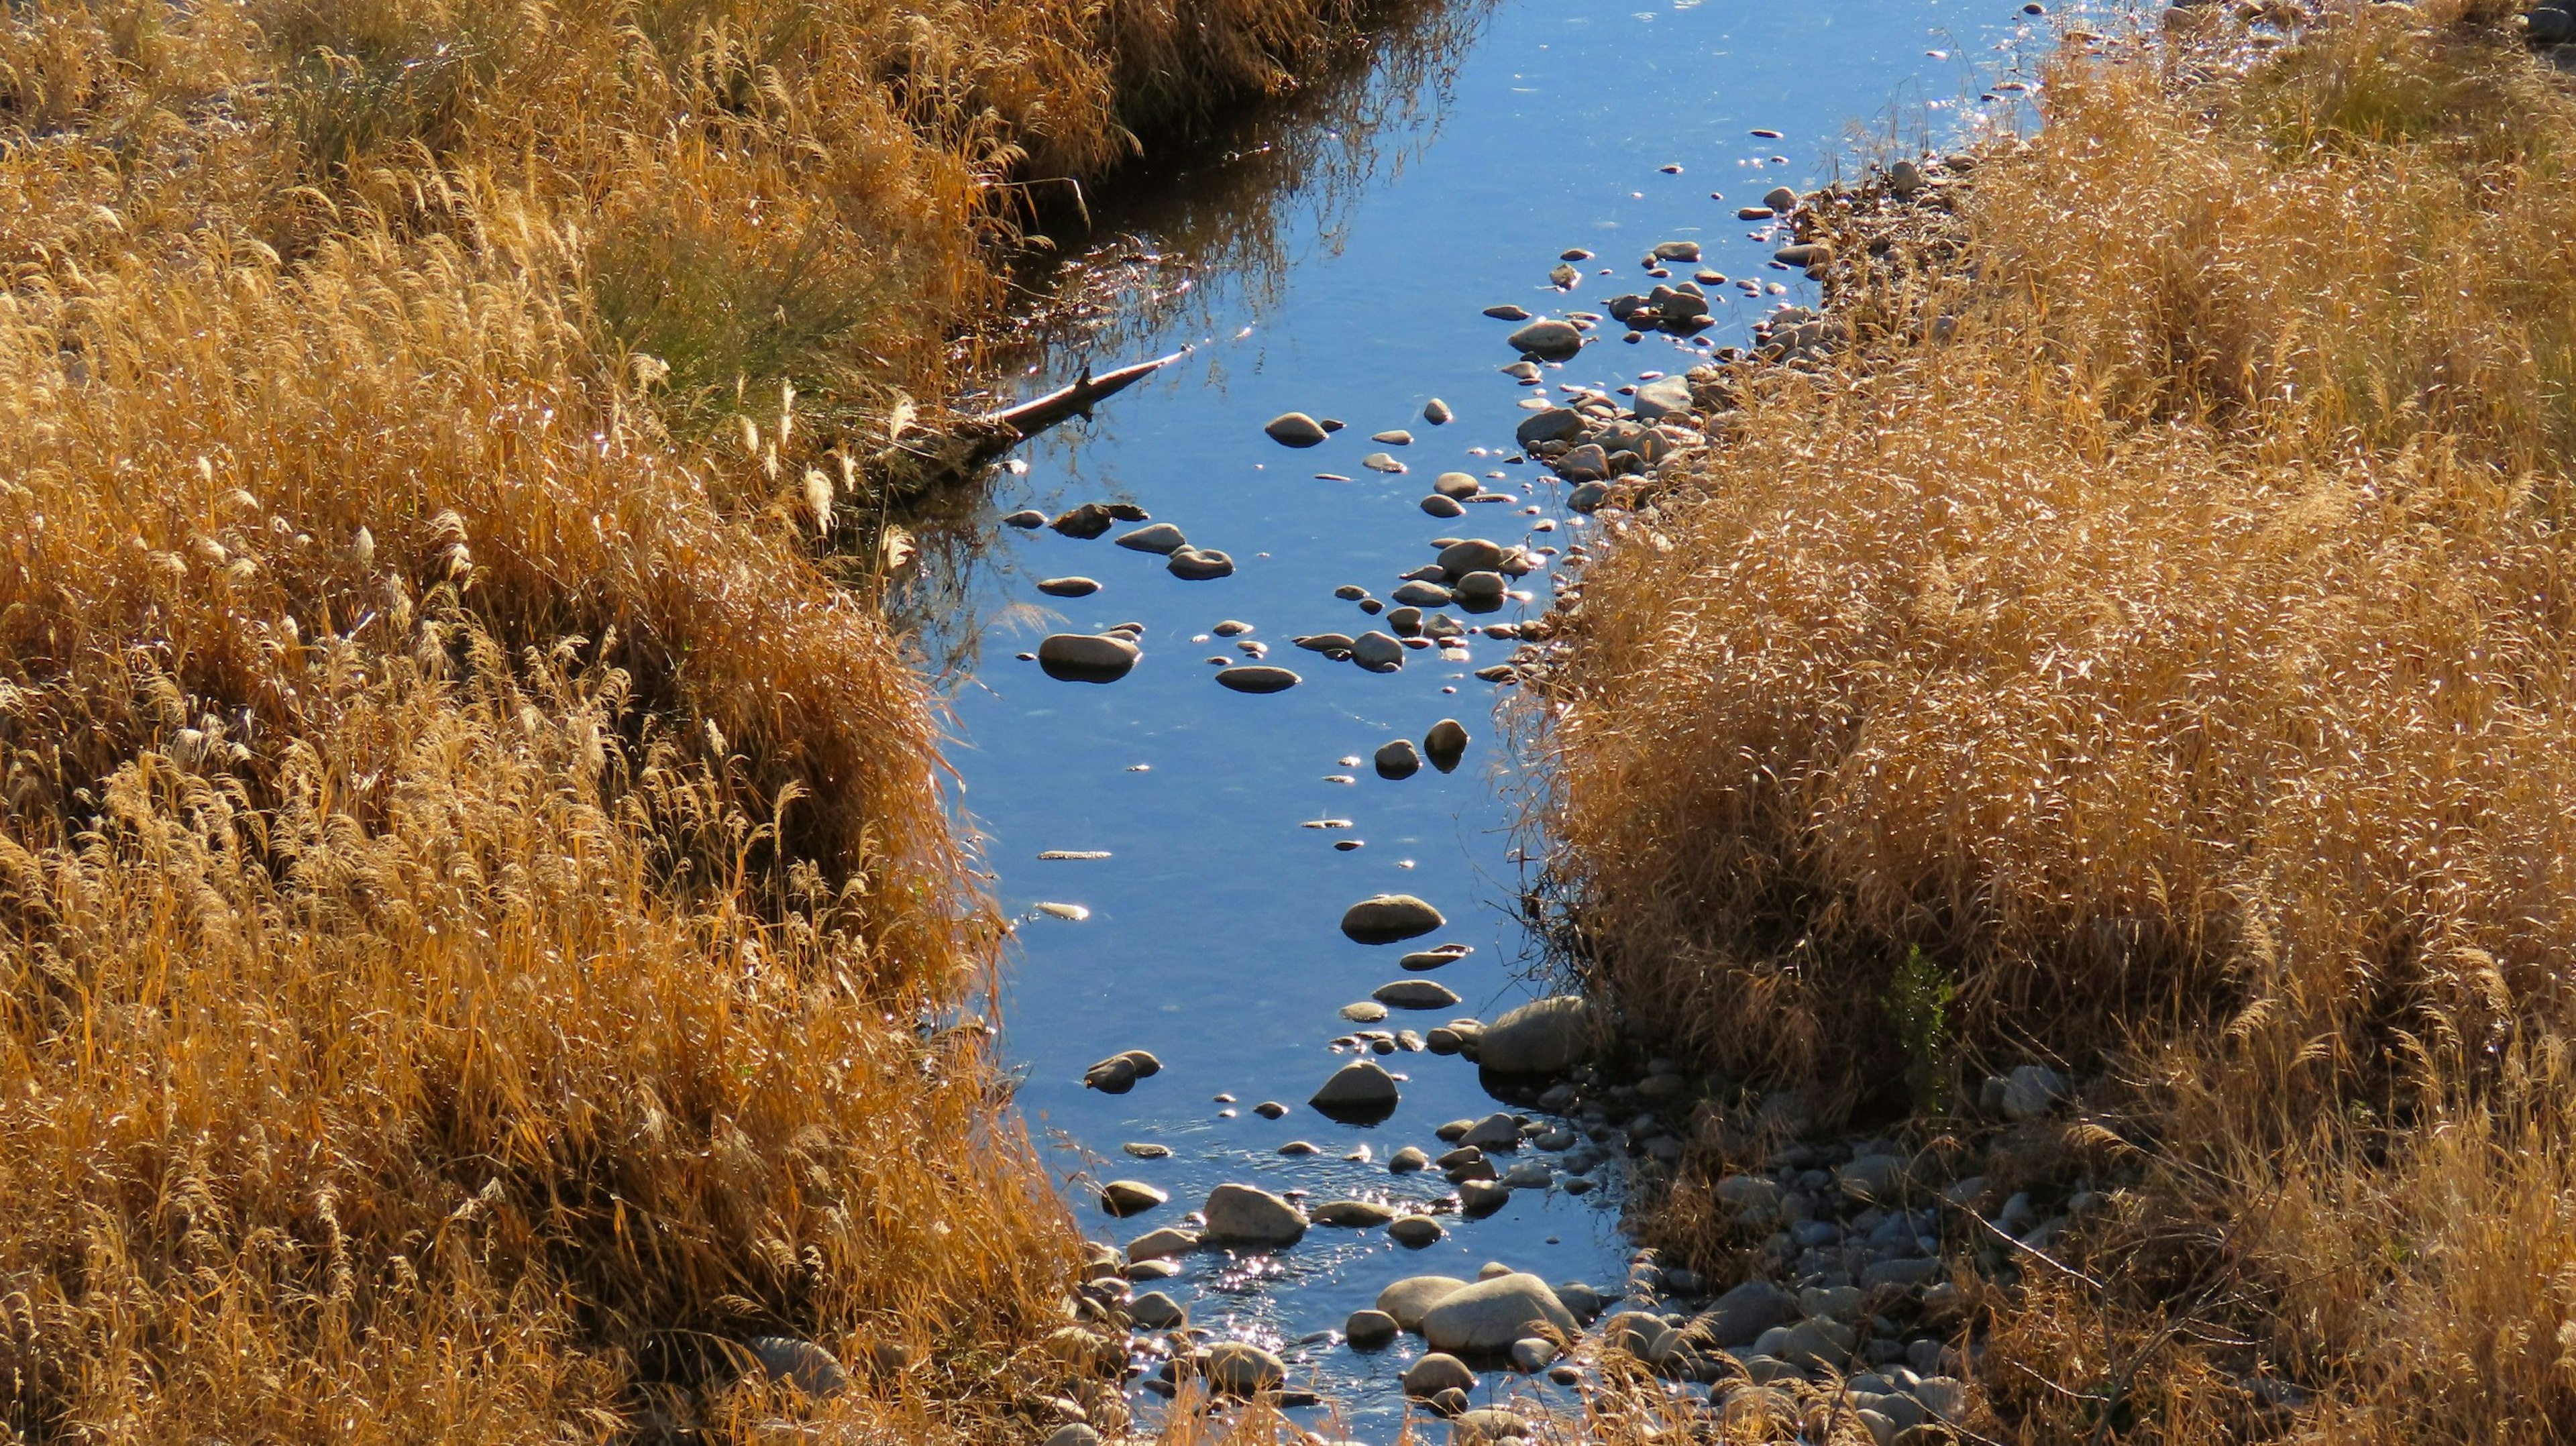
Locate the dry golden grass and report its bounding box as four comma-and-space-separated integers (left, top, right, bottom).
1534, 3, 2576, 1439
0, 0, 1387, 1439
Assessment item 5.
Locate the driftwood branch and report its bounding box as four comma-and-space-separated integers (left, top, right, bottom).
984, 350, 1185, 441
867, 349, 1185, 498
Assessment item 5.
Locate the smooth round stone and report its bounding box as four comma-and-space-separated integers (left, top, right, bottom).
1421, 493, 1466, 518
1350, 631, 1405, 671
1482, 303, 1533, 321
1253, 1099, 1290, 1119
1424, 398, 1454, 425
1421, 1274, 1580, 1354
1202, 1184, 1308, 1247
1506, 319, 1584, 359
1130, 1290, 1187, 1329
1385, 607, 1424, 638
1309, 1059, 1401, 1119
1036, 576, 1100, 598
1312, 1199, 1399, 1228
1432, 471, 1482, 500
1389, 1145, 1432, 1173
1278, 1139, 1320, 1156
1125, 1226, 1202, 1260
1378, 1276, 1470, 1331
1375, 738, 1421, 779
1214, 665, 1300, 693
1212, 619, 1253, 635
1401, 1352, 1477, 1399
1002, 509, 1048, 529
1038, 632, 1139, 683
1124, 1142, 1173, 1158
1424, 718, 1470, 772
1510, 1337, 1559, 1373
1114, 522, 1188, 553
1332, 583, 1369, 600
1372, 429, 1414, 445
1099, 1180, 1170, 1217
1265, 412, 1329, 447
1340, 893, 1446, 944
1346, 1309, 1401, 1349
1651, 239, 1703, 262
1362, 451, 1407, 474
1295, 632, 1355, 653
1052, 502, 1114, 538
1454, 570, 1505, 602
1388, 1214, 1447, 1247
1764, 184, 1800, 211
1478, 996, 1599, 1075
1167, 546, 1235, 579
1437, 538, 1505, 575
1203, 1340, 1288, 1395
1458, 1179, 1510, 1215
1391, 580, 1452, 607
1375, 979, 1462, 1010
1567, 480, 1612, 512
1340, 1000, 1391, 1023
1399, 943, 1472, 971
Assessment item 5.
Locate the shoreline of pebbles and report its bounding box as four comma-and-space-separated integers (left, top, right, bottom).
995, 149, 2072, 1446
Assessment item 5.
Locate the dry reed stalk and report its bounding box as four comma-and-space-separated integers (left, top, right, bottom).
1533, 3, 2576, 1438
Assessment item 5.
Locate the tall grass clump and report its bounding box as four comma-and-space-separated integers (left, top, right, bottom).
1534, 3, 2576, 1437
0, 0, 1400, 1437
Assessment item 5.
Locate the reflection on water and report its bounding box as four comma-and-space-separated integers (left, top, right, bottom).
906, 0, 2054, 1431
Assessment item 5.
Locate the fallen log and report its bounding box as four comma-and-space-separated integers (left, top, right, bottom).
986, 350, 1185, 441
868, 349, 1187, 497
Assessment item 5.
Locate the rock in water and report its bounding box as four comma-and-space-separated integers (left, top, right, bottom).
1633, 374, 1695, 422
1346, 1308, 1400, 1347
1129, 1290, 1186, 1329
1438, 539, 1506, 577
1401, 1354, 1476, 1402
1340, 894, 1446, 944
1514, 407, 1584, 448
1388, 1214, 1446, 1247
1566, 480, 1611, 512
1036, 576, 1100, 598
1378, 1276, 1470, 1331
1166, 547, 1235, 579
1420, 1273, 1579, 1353
1420, 494, 1466, 519
1051, 502, 1114, 539
1454, 570, 1505, 603
1482, 303, 1533, 321
1433, 471, 1483, 499
1424, 398, 1454, 425
1375, 979, 1461, 1010
1114, 522, 1188, 554
1265, 412, 1329, 447
1203, 1340, 1287, 1394
1215, 665, 1300, 694
1764, 184, 1800, 212
1350, 632, 1405, 672
1202, 1184, 1308, 1247
1312, 1199, 1399, 1228
1391, 579, 1452, 607
1309, 1060, 1401, 1121
1651, 239, 1703, 262
1424, 718, 1470, 772
1099, 1180, 1169, 1217
1506, 319, 1584, 359
1375, 738, 1421, 779
1126, 1226, 1200, 1260
1477, 996, 1598, 1074
1002, 508, 1047, 529
1038, 632, 1140, 684
741, 1336, 849, 1397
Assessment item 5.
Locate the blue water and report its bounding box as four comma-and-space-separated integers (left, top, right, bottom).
926, 0, 2054, 1429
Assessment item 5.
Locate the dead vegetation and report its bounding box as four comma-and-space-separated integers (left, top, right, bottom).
0, 0, 1397, 1440
1531, 1, 2576, 1439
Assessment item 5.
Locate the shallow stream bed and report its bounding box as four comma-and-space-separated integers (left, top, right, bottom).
924, 0, 2053, 1430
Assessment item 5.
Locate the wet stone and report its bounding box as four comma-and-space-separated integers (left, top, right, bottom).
1420, 494, 1466, 518
1115, 522, 1189, 554
1340, 893, 1445, 944
1506, 319, 1584, 359
1099, 1180, 1169, 1217
1051, 502, 1114, 538
1375, 979, 1461, 1010
1389, 1214, 1446, 1247
1372, 429, 1414, 445
1346, 1309, 1400, 1349
1483, 303, 1533, 321
1266, 412, 1330, 447
1036, 576, 1100, 598
1310, 1059, 1402, 1120
1363, 452, 1407, 474
1038, 632, 1140, 684
1340, 1001, 1391, 1023
1130, 1290, 1186, 1329
1350, 632, 1405, 671
1391, 580, 1452, 608
1433, 471, 1483, 500
1002, 508, 1047, 529
1203, 1341, 1287, 1396
1424, 719, 1470, 772
1167, 547, 1235, 580
1202, 1184, 1307, 1247
1375, 738, 1422, 779
1214, 665, 1300, 693
1312, 1199, 1399, 1228
1424, 398, 1454, 425
1389, 1146, 1432, 1173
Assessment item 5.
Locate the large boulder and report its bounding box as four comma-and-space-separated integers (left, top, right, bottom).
1202, 1184, 1307, 1247
1419, 1272, 1580, 1353
1477, 996, 1599, 1075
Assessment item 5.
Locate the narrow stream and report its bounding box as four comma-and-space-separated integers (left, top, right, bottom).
920, 0, 2052, 1430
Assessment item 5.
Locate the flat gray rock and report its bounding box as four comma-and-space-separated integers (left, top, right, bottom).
1036, 576, 1100, 597
1374, 979, 1461, 1009
1376, 1275, 1469, 1331
1203, 1183, 1307, 1247
1114, 522, 1188, 554
1214, 665, 1300, 693
1340, 893, 1445, 944
1507, 319, 1584, 359
1420, 1272, 1578, 1353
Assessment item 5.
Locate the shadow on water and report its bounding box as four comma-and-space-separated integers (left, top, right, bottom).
880, 0, 1498, 677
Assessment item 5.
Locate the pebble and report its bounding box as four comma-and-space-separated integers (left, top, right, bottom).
1362, 451, 1407, 474
1375, 738, 1422, 779
1114, 522, 1188, 554
1549, 262, 1579, 288
1279, 1139, 1320, 1156
1458, 1178, 1511, 1215
1035, 577, 1099, 598
1130, 1290, 1186, 1329
1312, 1199, 1399, 1228
1339, 893, 1445, 944
1340, 1001, 1390, 1023
1401, 1353, 1477, 1400
1214, 665, 1301, 693
1483, 304, 1533, 320
1424, 398, 1454, 425
1052, 502, 1114, 538
1424, 719, 1470, 773
1038, 632, 1140, 684
1002, 509, 1047, 529
1099, 1180, 1170, 1217
1167, 547, 1235, 579
1436, 538, 1505, 575
1125, 1226, 1201, 1260
1509, 1337, 1558, 1374
1350, 631, 1405, 671
741, 1336, 849, 1397
1202, 1183, 1308, 1247
1399, 942, 1472, 970
1391, 580, 1452, 607
1345, 1309, 1400, 1348
1505, 319, 1584, 359
1037, 850, 1112, 860
1453, 570, 1505, 602
1202, 1340, 1287, 1395
1123, 1142, 1173, 1158
1566, 480, 1611, 512
1309, 1059, 1402, 1118
1254, 1099, 1290, 1118
1265, 412, 1330, 447
1419, 494, 1466, 518
1379, 1276, 1469, 1331
1371, 429, 1414, 445
1651, 240, 1702, 262
1763, 184, 1800, 211
1477, 996, 1597, 1075
1374, 979, 1462, 1009
1513, 406, 1582, 447
1388, 1214, 1446, 1247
